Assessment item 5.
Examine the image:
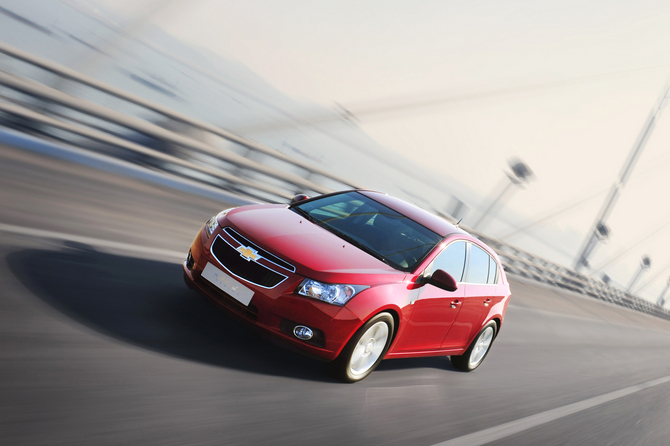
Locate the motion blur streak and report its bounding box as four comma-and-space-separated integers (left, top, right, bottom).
0, 222, 184, 261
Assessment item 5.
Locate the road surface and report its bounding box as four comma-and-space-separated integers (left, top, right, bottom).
2, 142, 670, 445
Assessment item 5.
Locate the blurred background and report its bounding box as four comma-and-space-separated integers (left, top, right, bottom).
4, 2, 670, 445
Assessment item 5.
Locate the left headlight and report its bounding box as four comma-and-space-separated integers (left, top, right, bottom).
204, 208, 237, 237
297, 279, 368, 306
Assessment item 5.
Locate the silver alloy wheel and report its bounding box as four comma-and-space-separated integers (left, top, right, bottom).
468, 325, 494, 368
348, 321, 389, 378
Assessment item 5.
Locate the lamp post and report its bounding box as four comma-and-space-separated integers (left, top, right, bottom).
657, 277, 670, 307
574, 81, 670, 272
627, 255, 651, 293
601, 273, 611, 285
473, 159, 533, 231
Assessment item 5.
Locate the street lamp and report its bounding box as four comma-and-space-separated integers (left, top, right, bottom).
473, 159, 533, 231
574, 81, 670, 272
657, 277, 670, 307
627, 255, 651, 293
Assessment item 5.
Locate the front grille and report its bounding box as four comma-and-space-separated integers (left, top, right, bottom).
211, 235, 287, 288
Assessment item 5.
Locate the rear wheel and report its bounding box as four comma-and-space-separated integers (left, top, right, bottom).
328, 312, 394, 383
450, 321, 496, 372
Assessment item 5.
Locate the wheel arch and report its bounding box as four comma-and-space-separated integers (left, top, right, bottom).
352, 307, 401, 346
492, 317, 501, 338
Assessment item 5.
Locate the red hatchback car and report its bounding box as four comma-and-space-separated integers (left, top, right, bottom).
183, 190, 511, 382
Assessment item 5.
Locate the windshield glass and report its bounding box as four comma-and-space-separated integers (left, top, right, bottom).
292, 191, 442, 271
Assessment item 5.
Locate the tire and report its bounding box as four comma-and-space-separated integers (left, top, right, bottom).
450, 321, 497, 372
328, 312, 394, 383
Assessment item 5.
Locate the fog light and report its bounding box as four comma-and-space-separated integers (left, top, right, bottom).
293, 325, 313, 340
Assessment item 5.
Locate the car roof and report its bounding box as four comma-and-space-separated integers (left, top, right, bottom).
358, 190, 468, 238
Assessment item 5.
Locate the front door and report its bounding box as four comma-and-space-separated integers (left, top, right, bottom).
393, 283, 465, 352
392, 240, 468, 353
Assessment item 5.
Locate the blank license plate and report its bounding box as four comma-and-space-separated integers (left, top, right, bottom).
201, 263, 254, 306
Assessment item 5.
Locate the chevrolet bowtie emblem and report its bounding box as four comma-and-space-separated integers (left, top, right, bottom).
237, 245, 261, 262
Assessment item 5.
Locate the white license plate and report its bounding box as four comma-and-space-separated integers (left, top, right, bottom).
201, 263, 254, 306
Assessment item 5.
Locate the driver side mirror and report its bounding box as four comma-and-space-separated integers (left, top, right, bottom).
290, 194, 310, 204
425, 269, 458, 292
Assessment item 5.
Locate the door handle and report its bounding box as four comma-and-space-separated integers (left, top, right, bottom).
483, 298, 491, 307
450, 300, 461, 309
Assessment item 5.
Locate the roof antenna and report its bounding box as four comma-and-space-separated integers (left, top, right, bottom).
455, 209, 469, 227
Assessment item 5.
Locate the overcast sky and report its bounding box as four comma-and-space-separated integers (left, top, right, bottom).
96, 0, 670, 298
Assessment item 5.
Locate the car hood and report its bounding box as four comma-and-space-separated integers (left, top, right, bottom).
224, 205, 405, 283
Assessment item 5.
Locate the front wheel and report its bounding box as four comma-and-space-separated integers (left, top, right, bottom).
328, 312, 394, 383
450, 321, 497, 372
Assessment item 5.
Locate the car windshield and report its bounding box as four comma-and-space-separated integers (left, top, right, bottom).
291, 191, 442, 272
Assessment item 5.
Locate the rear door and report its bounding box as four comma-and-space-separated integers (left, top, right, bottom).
442, 243, 500, 349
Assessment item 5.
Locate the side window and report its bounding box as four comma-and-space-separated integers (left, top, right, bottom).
429, 241, 467, 282
487, 257, 499, 284
466, 244, 491, 284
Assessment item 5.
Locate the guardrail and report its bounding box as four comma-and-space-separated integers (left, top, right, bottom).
1, 41, 669, 321
471, 230, 670, 321
0, 41, 362, 202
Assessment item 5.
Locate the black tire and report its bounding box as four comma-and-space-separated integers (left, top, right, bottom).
450, 321, 497, 372
328, 312, 394, 383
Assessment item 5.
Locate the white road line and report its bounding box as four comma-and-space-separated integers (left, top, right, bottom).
433, 375, 670, 446
0, 222, 185, 261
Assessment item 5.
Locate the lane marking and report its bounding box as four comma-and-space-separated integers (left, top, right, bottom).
0, 222, 185, 261
433, 375, 670, 446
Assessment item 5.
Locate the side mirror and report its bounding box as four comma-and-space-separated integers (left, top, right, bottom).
290, 194, 310, 204
427, 269, 458, 292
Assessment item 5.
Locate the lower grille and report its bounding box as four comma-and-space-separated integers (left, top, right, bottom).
211, 235, 287, 288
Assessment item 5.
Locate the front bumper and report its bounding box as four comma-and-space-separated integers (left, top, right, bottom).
182, 225, 362, 361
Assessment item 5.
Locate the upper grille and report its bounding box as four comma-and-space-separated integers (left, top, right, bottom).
210, 235, 288, 288
223, 227, 295, 272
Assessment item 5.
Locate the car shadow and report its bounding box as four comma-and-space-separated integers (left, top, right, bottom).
376, 356, 458, 372
7, 244, 332, 382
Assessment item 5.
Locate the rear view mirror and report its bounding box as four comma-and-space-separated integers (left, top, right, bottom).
427, 269, 458, 292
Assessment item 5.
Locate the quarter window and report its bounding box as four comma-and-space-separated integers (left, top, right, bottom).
466, 244, 491, 284
487, 256, 499, 284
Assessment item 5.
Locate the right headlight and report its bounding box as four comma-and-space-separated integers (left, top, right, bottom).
204, 208, 236, 237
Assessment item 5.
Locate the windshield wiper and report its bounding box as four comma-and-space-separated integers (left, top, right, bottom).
327, 228, 402, 270
291, 206, 317, 223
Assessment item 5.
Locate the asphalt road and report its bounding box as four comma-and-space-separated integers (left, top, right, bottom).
2, 142, 670, 446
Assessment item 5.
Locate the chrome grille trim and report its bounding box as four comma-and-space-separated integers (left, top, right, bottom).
209, 234, 288, 289
223, 227, 296, 272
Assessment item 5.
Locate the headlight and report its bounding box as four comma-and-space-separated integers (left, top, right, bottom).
204, 208, 236, 237
297, 279, 368, 306
204, 216, 219, 237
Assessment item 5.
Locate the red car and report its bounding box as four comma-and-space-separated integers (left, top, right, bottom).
183, 190, 511, 382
